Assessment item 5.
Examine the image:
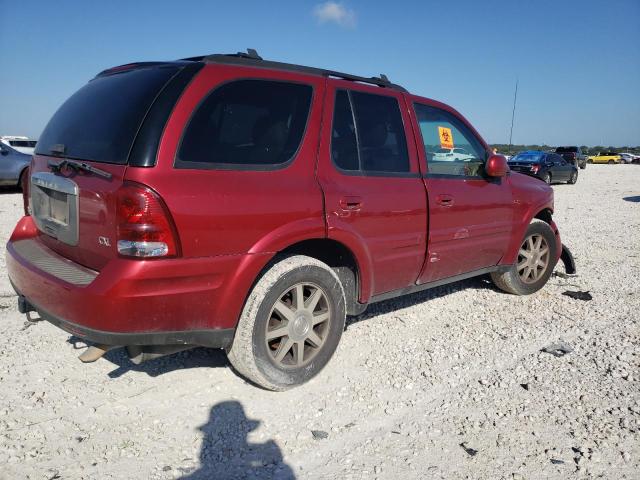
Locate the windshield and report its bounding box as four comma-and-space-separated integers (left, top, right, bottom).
10, 140, 37, 148
35, 65, 181, 164
510, 153, 544, 163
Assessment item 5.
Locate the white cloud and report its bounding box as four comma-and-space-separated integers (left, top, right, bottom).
313, 2, 356, 28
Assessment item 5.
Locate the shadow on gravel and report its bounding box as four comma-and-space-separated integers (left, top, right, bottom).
623, 195, 640, 203
181, 401, 295, 479
67, 337, 229, 378
66, 276, 495, 377
347, 275, 496, 328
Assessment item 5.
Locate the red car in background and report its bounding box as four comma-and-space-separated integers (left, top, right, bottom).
6, 50, 575, 390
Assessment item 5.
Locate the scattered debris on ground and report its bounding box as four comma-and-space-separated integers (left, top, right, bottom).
562, 290, 593, 301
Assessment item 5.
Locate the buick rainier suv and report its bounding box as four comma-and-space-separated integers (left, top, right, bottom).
7, 50, 575, 390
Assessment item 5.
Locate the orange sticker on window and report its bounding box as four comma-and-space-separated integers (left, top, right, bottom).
438, 126, 454, 149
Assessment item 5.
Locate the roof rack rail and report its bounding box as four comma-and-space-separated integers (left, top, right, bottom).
180, 49, 406, 92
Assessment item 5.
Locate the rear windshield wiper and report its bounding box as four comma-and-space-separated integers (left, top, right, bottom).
48, 159, 112, 180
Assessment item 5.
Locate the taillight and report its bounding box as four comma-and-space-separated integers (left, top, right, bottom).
21, 167, 30, 216
530, 164, 540, 173
116, 182, 180, 258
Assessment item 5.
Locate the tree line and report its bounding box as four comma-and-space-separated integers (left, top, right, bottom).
490, 144, 640, 156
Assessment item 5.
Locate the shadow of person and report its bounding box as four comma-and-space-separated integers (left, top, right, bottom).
182, 401, 295, 480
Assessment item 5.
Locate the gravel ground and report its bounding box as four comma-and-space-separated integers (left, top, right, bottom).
0, 165, 638, 480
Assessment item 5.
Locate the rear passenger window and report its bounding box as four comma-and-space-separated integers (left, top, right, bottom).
177, 80, 312, 168
414, 104, 486, 177
331, 90, 410, 174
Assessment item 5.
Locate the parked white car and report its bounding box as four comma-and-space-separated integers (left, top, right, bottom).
432, 147, 475, 161
618, 152, 640, 164
0, 136, 37, 155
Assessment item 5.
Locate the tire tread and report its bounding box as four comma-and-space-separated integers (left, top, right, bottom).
227, 255, 345, 391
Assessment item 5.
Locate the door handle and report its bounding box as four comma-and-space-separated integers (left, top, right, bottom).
436, 194, 454, 207
339, 196, 363, 211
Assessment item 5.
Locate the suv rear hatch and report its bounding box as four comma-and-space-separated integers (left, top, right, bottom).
30, 62, 198, 271
555, 147, 577, 165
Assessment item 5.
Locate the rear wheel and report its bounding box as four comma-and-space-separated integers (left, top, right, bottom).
227, 255, 346, 391
608, 160, 615, 164
568, 170, 578, 184
491, 220, 558, 295
17, 168, 28, 191
542, 172, 551, 184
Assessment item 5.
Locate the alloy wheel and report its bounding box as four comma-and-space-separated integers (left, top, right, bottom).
517, 234, 550, 284
265, 282, 331, 368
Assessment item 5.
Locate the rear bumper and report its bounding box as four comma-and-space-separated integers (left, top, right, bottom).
15, 292, 234, 348
6, 217, 262, 346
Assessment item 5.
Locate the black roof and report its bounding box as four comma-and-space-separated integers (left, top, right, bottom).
181, 49, 407, 92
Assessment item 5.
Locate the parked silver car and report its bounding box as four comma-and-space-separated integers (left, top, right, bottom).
0, 143, 31, 187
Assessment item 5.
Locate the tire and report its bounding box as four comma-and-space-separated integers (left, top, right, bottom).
568, 170, 578, 184
587, 159, 593, 164
17, 168, 28, 190
542, 172, 551, 184
608, 160, 615, 164
227, 255, 346, 391
579, 162, 586, 170
491, 220, 558, 295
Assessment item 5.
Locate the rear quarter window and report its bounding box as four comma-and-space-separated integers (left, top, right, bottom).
175, 80, 313, 170
36, 65, 182, 164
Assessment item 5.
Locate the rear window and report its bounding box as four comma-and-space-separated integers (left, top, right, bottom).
510, 153, 544, 163
35, 65, 181, 164
331, 89, 410, 174
10, 140, 37, 148
176, 80, 313, 169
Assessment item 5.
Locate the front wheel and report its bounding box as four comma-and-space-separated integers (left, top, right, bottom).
568, 170, 578, 184
491, 220, 558, 295
227, 255, 346, 391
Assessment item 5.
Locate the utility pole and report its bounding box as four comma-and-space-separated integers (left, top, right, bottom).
508, 78, 519, 156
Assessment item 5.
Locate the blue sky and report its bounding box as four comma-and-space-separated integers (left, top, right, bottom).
1, 0, 638, 146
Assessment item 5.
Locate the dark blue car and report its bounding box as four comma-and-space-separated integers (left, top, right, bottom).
508, 150, 578, 185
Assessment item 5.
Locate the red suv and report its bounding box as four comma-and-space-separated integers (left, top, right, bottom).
6, 50, 575, 390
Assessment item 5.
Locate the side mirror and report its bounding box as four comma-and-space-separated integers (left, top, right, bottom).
485, 154, 508, 177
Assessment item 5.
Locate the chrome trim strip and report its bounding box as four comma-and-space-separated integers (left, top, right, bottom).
31, 172, 78, 195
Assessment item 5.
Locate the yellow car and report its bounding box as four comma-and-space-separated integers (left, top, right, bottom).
588, 152, 622, 164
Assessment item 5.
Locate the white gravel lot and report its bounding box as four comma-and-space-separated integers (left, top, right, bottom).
0, 165, 638, 480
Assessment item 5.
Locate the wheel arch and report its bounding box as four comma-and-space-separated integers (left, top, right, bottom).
501, 206, 556, 265
533, 208, 553, 225
278, 238, 367, 315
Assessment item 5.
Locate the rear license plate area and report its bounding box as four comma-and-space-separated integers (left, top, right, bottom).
30, 172, 79, 246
